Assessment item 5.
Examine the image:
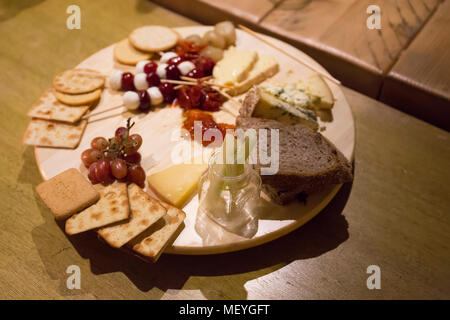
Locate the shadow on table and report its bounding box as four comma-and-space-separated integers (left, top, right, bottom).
0, 0, 44, 22
23, 146, 351, 300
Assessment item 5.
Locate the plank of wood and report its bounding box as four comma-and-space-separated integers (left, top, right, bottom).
260, 0, 443, 97
151, 0, 281, 25
380, 0, 450, 130
1, 0, 449, 300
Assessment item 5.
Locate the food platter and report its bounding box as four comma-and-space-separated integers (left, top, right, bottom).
34, 26, 355, 255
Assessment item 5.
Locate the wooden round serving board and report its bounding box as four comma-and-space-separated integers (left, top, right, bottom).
35, 26, 355, 255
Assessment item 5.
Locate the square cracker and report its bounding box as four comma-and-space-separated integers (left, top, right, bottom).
132, 200, 186, 262
22, 118, 87, 149
65, 181, 129, 235
27, 89, 89, 123
98, 183, 167, 248
36, 168, 100, 220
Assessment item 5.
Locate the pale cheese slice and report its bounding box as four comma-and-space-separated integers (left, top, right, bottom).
147, 161, 208, 208
228, 54, 279, 96
213, 46, 258, 86
305, 74, 334, 109
98, 183, 166, 248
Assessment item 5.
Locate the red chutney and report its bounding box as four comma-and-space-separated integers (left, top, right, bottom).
177, 84, 224, 111
175, 41, 205, 60
182, 109, 235, 147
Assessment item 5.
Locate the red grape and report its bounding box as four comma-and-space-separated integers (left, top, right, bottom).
146, 72, 160, 87
127, 165, 146, 188
91, 137, 108, 151
115, 127, 127, 141
186, 68, 204, 79
124, 134, 142, 155
124, 152, 141, 164
158, 82, 176, 103
143, 61, 158, 74
110, 159, 127, 179
81, 148, 103, 168
138, 90, 151, 112
167, 56, 185, 66
165, 64, 180, 80
88, 162, 100, 184
129, 134, 143, 149
121, 72, 135, 91
95, 159, 112, 183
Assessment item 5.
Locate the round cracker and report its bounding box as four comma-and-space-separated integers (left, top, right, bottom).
53, 68, 105, 94
54, 88, 102, 106
129, 26, 179, 52
114, 38, 152, 65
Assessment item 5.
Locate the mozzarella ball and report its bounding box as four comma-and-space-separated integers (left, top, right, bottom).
109, 70, 123, 90
133, 73, 149, 91
147, 86, 163, 106
156, 63, 168, 79
123, 91, 140, 110
136, 60, 151, 74
177, 61, 196, 76
160, 52, 178, 63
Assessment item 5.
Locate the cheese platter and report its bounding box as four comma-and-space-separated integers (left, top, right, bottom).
25, 24, 355, 259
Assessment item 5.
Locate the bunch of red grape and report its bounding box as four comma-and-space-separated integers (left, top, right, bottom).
81, 118, 146, 188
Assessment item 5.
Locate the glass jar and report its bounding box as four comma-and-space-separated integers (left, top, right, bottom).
197, 150, 262, 238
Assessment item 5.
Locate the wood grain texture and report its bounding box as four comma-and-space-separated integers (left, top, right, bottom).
151, 0, 281, 26
259, 0, 443, 97
380, 0, 450, 130
0, 0, 449, 299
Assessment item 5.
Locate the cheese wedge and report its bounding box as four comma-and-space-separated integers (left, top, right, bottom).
213, 47, 258, 86
305, 74, 334, 109
228, 54, 279, 96
147, 162, 208, 208
252, 91, 318, 130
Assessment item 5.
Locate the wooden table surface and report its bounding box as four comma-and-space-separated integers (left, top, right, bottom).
1, 0, 449, 300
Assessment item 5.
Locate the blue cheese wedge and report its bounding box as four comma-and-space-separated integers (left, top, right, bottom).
262, 74, 335, 110
252, 91, 318, 130
213, 47, 258, 86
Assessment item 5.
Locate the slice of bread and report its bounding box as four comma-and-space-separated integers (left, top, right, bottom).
236, 87, 353, 204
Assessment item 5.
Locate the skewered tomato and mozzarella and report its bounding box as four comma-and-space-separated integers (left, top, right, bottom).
109, 70, 135, 91
122, 83, 174, 111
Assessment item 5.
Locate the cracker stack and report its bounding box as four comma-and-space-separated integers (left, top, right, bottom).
113, 25, 179, 66
23, 68, 105, 149
35, 168, 186, 262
